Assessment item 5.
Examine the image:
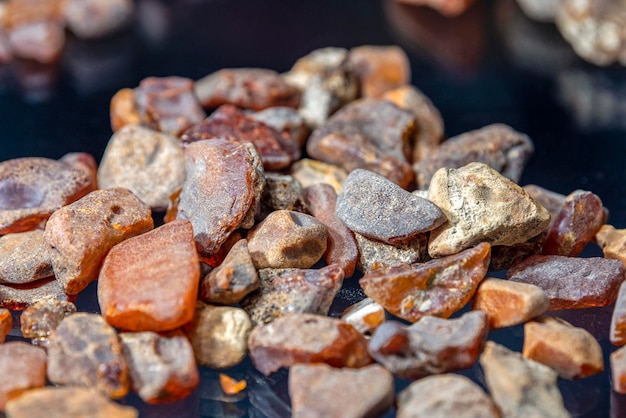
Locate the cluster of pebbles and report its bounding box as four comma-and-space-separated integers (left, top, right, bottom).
0, 44, 624, 417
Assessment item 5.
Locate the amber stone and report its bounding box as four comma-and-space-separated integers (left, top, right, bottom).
307, 98, 416, 189
259, 173, 307, 219
47, 313, 128, 399
110, 87, 141, 131
177, 139, 263, 256
241, 264, 344, 325
0, 342, 46, 411
304, 183, 358, 277
63, 0, 133, 39
360, 242, 490, 322
219, 374, 247, 396
248, 313, 372, 376
290, 158, 348, 194
3, 0, 63, 27
612, 345, 626, 394
611, 281, 626, 345
508, 255, 624, 310
0, 308, 9, 343
596, 224, 626, 267
248, 106, 309, 148
181, 104, 297, 171
0, 157, 93, 234
194, 68, 300, 110
120, 330, 199, 404
8, 20, 64, 64
349, 45, 411, 98
489, 233, 546, 271
98, 219, 199, 332
341, 298, 386, 336
0, 277, 72, 310
0, 230, 52, 284
5, 387, 138, 418
354, 232, 430, 273
20, 298, 76, 346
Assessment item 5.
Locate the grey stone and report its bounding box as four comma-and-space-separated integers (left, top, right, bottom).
354, 232, 429, 273
0, 230, 52, 284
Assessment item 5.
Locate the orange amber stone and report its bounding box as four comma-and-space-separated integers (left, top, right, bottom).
219, 374, 247, 395
110, 88, 141, 132
0, 308, 10, 343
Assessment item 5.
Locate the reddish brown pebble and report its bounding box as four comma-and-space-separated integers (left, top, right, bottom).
0, 230, 52, 284
307, 98, 416, 189
177, 139, 263, 256
523, 316, 603, 379
508, 255, 625, 310
360, 242, 490, 322
368, 311, 488, 379
248, 313, 372, 376
5, 387, 138, 418
98, 219, 199, 332
47, 313, 128, 399
200, 239, 260, 305
110, 87, 141, 131
596, 224, 626, 267
355, 232, 430, 273
63, 0, 133, 39
0, 308, 10, 343
0, 157, 93, 234
0, 277, 71, 310
194, 68, 300, 110
349, 45, 411, 98
20, 298, 76, 346
290, 158, 348, 194
120, 330, 199, 404
472, 277, 549, 328
305, 183, 358, 277
0, 342, 47, 411
341, 298, 386, 336
289, 363, 394, 418
611, 281, 626, 345
611, 345, 626, 394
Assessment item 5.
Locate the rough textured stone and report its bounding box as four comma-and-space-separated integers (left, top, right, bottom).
289, 364, 394, 418
612, 281, 626, 345
195, 68, 300, 110
98, 125, 186, 210
0, 308, 10, 343
110, 87, 141, 131
63, 0, 133, 39
0, 277, 71, 310
472, 277, 549, 328
305, 183, 358, 277
200, 239, 259, 305
397, 374, 499, 418
98, 219, 200, 332
5, 387, 138, 418
248, 313, 372, 376
360, 242, 490, 322
416, 124, 534, 189
0, 230, 52, 284
241, 264, 343, 325
260, 173, 307, 219
336, 169, 445, 244
120, 330, 199, 404
427, 162, 550, 257
59, 152, 98, 190
349, 45, 410, 98
523, 316, 603, 379
489, 232, 546, 271
184, 302, 252, 369
368, 311, 488, 379
307, 99, 416, 189
596, 224, 626, 267
44, 188, 153, 295
340, 298, 386, 336
20, 298, 76, 346
177, 139, 264, 256
355, 232, 430, 273
393, 0, 477, 16
0, 157, 94, 234
611, 345, 626, 394
290, 158, 348, 194
47, 313, 128, 399
248, 106, 309, 148
0, 342, 46, 411
508, 255, 624, 310
247, 210, 328, 269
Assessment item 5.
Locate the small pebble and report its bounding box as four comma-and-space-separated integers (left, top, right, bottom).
349, 45, 410, 98
0, 342, 46, 411
260, 173, 308, 219
611, 281, 626, 345
0, 230, 52, 284
0, 277, 71, 310
340, 298, 386, 336
110, 87, 141, 131
611, 345, 626, 394
248, 106, 309, 148
0, 308, 10, 343
63, 0, 133, 39
8, 20, 65, 64
290, 158, 348, 194
596, 224, 626, 267
354, 231, 430, 273
20, 298, 76, 347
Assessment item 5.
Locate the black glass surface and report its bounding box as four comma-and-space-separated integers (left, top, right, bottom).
3, 0, 626, 416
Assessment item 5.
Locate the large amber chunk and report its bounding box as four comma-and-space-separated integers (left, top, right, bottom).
360, 242, 490, 322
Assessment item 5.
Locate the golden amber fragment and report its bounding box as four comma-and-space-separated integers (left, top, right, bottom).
611, 281, 626, 345
596, 224, 626, 267
0, 308, 10, 343
219, 374, 247, 395
110, 88, 141, 132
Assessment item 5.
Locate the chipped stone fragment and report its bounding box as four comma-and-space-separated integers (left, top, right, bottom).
98, 219, 199, 332
248, 313, 372, 376
360, 242, 490, 322
611, 281, 626, 345
110, 87, 141, 131
355, 232, 429, 273
241, 264, 343, 325
611, 345, 626, 394
289, 364, 394, 418
98, 125, 186, 210
416, 124, 534, 189
307, 99, 416, 189
184, 302, 252, 369
0, 277, 70, 310
290, 158, 348, 194
523, 316, 603, 379
20, 298, 76, 347
508, 255, 624, 310
336, 169, 445, 244
397, 374, 499, 418
0, 230, 52, 284
427, 162, 550, 257
5, 387, 138, 418
349, 45, 410, 98
248, 106, 309, 148
120, 330, 199, 404
368, 311, 488, 379
340, 298, 385, 336
0, 342, 46, 411
472, 277, 549, 328
480, 341, 570, 418
47, 313, 128, 399
64, 0, 133, 39
260, 173, 307, 219
596, 224, 626, 267
247, 210, 328, 269
0, 308, 10, 343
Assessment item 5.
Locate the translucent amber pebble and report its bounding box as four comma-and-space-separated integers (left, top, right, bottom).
611, 345, 626, 394
359, 242, 490, 322
20, 298, 75, 346
349, 45, 410, 99
611, 281, 626, 345
110, 88, 141, 132
0, 308, 10, 343
596, 224, 626, 267
219, 374, 247, 395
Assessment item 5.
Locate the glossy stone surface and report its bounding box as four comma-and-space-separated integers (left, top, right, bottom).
63, 0, 133, 39
47, 313, 128, 399
508, 255, 625, 310
354, 232, 430, 273
611, 345, 626, 394
349, 45, 410, 98
340, 298, 385, 336
0, 277, 71, 310
596, 224, 626, 267
44, 188, 153, 295
360, 242, 490, 322
20, 298, 76, 346
368, 311, 488, 379
307, 99, 416, 189
98, 219, 200, 332
0, 308, 10, 343
248, 313, 372, 376
241, 264, 343, 325
0, 230, 52, 284
110, 87, 141, 131
428, 162, 550, 257
289, 364, 394, 418
0, 342, 46, 411
290, 158, 348, 194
